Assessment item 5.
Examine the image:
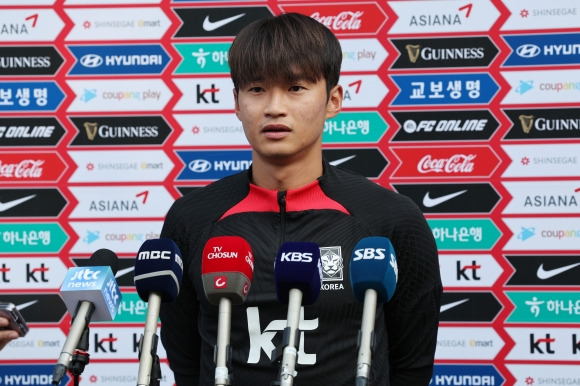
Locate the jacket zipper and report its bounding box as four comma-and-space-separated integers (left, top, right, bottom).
277, 191, 287, 245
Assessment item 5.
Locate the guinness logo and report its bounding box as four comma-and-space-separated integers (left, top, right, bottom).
84, 122, 99, 141
518, 114, 534, 134
405, 44, 421, 63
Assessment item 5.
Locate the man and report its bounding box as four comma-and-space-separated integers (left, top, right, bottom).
0, 317, 19, 350
159, 12, 441, 385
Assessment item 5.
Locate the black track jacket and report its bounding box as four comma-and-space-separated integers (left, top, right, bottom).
159, 160, 442, 386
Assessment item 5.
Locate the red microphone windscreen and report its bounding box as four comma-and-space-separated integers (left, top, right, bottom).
201, 236, 254, 305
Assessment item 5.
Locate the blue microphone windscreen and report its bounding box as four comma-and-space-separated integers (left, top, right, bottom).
274, 242, 322, 305
134, 238, 184, 303
349, 236, 398, 303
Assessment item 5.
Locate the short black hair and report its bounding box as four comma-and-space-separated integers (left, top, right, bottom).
228, 12, 342, 97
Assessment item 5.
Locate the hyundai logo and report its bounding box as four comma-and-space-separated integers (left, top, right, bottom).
79, 54, 104, 68
516, 44, 541, 58
188, 159, 212, 173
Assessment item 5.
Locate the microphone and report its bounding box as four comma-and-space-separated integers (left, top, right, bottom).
201, 236, 254, 386
53, 249, 122, 385
349, 237, 398, 386
134, 238, 184, 386
272, 242, 322, 386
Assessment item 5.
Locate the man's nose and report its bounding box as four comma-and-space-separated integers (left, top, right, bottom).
264, 89, 287, 116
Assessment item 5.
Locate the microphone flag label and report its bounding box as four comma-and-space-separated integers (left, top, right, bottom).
134, 238, 184, 303
60, 266, 122, 321
201, 235, 254, 305
350, 237, 398, 304
214, 276, 227, 289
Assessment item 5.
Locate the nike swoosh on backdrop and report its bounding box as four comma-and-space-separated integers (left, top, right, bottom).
423, 190, 467, 208
329, 155, 356, 166
202, 13, 246, 31
116, 266, 135, 279
440, 298, 469, 313
537, 262, 580, 280
16, 300, 38, 311
0, 194, 36, 212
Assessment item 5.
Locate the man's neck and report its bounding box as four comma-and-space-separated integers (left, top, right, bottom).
250, 156, 323, 191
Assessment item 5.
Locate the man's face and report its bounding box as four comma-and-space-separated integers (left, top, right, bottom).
233, 78, 342, 165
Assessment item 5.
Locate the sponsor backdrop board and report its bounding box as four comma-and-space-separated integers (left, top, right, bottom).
0, 0, 579, 385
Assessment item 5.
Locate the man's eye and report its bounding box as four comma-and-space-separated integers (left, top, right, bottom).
289, 86, 304, 91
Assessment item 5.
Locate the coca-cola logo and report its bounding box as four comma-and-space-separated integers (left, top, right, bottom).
279, 4, 387, 34
0, 160, 45, 179
418, 154, 476, 174
311, 11, 363, 31
391, 146, 500, 178
0, 153, 66, 182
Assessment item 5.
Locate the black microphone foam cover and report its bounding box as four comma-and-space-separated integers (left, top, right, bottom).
274, 241, 322, 305
134, 238, 184, 303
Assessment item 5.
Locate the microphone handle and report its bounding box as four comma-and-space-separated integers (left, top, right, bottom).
215, 297, 232, 386
137, 292, 162, 386
356, 288, 377, 384
53, 300, 95, 385
279, 288, 302, 386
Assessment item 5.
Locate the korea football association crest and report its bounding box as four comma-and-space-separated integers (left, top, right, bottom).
320, 246, 344, 282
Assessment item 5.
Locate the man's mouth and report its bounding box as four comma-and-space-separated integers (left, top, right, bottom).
262, 124, 290, 133
261, 125, 291, 139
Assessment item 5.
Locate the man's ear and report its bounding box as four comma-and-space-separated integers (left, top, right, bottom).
326, 84, 343, 119
233, 88, 241, 119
